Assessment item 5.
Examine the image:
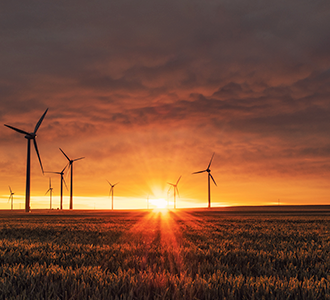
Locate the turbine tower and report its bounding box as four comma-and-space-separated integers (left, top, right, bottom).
45, 165, 68, 210
59, 148, 84, 209
167, 176, 181, 209
193, 153, 217, 208
4, 109, 48, 212
8, 186, 14, 210
45, 177, 53, 209
107, 180, 119, 210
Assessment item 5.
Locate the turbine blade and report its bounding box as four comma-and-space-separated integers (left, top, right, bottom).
210, 173, 217, 186
59, 148, 71, 162
176, 187, 180, 197
4, 124, 30, 136
113, 182, 119, 187
207, 152, 215, 169
9, 186, 12, 193
65, 164, 71, 180
63, 177, 69, 191
192, 170, 207, 174
106, 180, 111, 186
33, 139, 44, 173
49, 177, 51, 188
167, 182, 175, 186
34, 108, 48, 134
45, 189, 50, 195
73, 157, 85, 162
61, 163, 68, 173
176, 175, 182, 185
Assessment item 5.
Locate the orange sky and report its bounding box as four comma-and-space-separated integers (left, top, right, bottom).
1, 1, 330, 209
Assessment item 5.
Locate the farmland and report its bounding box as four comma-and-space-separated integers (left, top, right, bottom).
1, 207, 330, 299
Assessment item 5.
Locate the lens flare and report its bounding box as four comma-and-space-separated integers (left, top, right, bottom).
150, 198, 167, 209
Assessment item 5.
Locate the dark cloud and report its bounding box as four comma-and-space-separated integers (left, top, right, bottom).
1, 0, 330, 206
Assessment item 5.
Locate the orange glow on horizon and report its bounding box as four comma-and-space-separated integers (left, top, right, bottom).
150, 198, 167, 209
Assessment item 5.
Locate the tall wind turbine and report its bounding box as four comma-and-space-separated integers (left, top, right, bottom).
59, 148, 84, 210
4, 109, 48, 212
107, 180, 119, 210
193, 153, 217, 208
8, 186, 14, 210
167, 176, 181, 209
45, 178, 53, 209
45, 165, 68, 210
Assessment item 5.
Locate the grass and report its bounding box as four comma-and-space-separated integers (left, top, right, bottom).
0, 208, 330, 299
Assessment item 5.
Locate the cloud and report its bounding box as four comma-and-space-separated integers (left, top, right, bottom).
1, 0, 330, 206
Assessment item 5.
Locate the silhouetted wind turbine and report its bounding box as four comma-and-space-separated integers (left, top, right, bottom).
167, 176, 181, 209
4, 109, 48, 212
45, 165, 68, 210
8, 186, 14, 210
107, 180, 119, 210
45, 178, 54, 209
59, 148, 85, 209
193, 153, 217, 208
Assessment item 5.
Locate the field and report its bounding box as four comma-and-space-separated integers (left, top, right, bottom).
1, 207, 330, 299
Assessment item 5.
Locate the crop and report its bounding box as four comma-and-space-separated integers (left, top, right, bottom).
0, 209, 330, 299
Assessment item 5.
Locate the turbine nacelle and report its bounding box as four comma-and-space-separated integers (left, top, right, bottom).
25, 133, 36, 139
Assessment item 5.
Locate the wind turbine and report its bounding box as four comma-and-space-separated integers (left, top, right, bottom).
107, 180, 119, 210
193, 153, 217, 208
45, 165, 68, 210
167, 176, 181, 209
59, 148, 84, 209
8, 186, 14, 210
45, 178, 53, 209
4, 109, 48, 212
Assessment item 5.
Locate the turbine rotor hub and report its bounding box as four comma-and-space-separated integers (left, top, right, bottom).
25, 133, 36, 139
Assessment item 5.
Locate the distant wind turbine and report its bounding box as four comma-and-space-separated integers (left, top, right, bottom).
8, 186, 14, 210
193, 153, 217, 208
107, 180, 119, 210
45, 165, 68, 210
45, 178, 54, 209
167, 176, 181, 209
4, 109, 48, 212
59, 148, 85, 209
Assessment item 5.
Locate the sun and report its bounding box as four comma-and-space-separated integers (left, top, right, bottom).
150, 198, 167, 209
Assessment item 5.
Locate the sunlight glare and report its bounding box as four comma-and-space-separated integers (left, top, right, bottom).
150, 198, 167, 209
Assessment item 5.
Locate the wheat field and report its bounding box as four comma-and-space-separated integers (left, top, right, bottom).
0, 208, 330, 299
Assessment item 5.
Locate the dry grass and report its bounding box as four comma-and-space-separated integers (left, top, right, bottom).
0, 208, 330, 299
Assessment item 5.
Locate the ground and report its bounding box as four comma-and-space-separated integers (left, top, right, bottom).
0, 206, 330, 299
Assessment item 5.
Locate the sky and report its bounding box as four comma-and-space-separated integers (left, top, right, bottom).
1, 0, 330, 209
